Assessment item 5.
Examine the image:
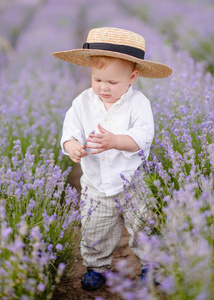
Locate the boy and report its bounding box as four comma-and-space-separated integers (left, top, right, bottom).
52, 27, 172, 290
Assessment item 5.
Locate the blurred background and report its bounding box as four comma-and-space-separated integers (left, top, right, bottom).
1, 0, 214, 71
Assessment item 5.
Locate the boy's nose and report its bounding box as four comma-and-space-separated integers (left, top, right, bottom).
100, 83, 109, 91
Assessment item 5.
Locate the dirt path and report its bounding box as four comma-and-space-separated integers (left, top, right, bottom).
52, 164, 141, 300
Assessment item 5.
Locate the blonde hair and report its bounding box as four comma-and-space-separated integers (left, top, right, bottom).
90, 56, 136, 71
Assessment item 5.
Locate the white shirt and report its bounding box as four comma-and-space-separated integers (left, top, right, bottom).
61, 86, 154, 196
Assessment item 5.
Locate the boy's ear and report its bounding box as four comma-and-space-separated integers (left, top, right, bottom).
130, 70, 139, 83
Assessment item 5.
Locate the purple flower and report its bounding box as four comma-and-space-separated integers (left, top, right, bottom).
56, 243, 63, 251
30, 226, 41, 240
160, 276, 175, 294
47, 244, 53, 252
87, 207, 92, 215
37, 283, 46, 292
0, 203, 6, 219
57, 263, 65, 277
123, 292, 135, 300
1, 225, 12, 239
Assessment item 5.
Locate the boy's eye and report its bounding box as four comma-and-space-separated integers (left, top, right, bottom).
110, 81, 118, 85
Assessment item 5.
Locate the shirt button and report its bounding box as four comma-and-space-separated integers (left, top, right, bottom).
102, 157, 106, 162
104, 118, 108, 122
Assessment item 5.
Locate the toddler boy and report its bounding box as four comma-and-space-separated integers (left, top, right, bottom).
52, 27, 172, 290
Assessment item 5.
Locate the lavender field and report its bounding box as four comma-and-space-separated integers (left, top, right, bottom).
0, 0, 214, 299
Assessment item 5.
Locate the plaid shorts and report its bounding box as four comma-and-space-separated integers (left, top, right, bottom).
80, 170, 149, 273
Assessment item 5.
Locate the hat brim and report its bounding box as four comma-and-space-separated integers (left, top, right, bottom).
52, 49, 172, 78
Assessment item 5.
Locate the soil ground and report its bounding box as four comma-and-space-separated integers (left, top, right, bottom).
52, 164, 142, 300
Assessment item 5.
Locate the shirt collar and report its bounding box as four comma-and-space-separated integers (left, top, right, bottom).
87, 85, 134, 108
118, 85, 133, 104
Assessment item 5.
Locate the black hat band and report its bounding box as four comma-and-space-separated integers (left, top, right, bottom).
83, 42, 145, 60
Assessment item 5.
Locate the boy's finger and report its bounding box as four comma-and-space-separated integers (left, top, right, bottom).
88, 133, 103, 139
87, 137, 101, 144
87, 143, 101, 149
79, 148, 88, 156
98, 123, 107, 133
91, 149, 103, 154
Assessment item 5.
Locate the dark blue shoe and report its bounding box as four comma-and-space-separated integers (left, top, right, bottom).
141, 265, 159, 286
141, 265, 149, 282
81, 270, 106, 290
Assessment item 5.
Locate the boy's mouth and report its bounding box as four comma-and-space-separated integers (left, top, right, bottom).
100, 94, 111, 98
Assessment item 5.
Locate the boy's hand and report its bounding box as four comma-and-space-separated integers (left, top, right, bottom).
86, 124, 117, 154
87, 123, 140, 154
64, 140, 88, 163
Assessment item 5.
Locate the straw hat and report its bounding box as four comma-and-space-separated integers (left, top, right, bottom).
52, 27, 172, 78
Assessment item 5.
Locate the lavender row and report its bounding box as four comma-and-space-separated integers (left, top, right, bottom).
119, 0, 214, 72
0, 0, 42, 69
0, 142, 80, 299
0, 0, 90, 164
0, 0, 40, 45
0, 0, 88, 298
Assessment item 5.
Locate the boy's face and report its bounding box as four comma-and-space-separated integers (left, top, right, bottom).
91, 58, 139, 107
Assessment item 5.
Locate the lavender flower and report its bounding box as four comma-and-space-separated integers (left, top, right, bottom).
55, 243, 63, 251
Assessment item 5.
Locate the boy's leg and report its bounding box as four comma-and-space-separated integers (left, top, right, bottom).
121, 193, 147, 265
80, 175, 123, 274
117, 169, 150, 266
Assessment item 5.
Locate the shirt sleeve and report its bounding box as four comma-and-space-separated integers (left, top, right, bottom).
122, 94, 154, 159
60, 96, 85, 155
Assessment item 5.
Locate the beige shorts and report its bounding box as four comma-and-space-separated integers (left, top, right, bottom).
80, 169, 149, 273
